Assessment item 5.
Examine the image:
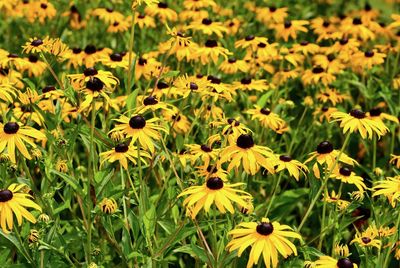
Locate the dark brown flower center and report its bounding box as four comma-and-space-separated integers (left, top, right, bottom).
84, 67, 98, 76
4, 122, 19, 134
86, 77, 104, 91
339, 167, 351, 176
202, 18, 212, 25
284, 20, 292, 28
158, 2, 168, 8
138, 58, 147, 65
241, 78, 252, 85
206, 165, 218, 173
201, 144, 212, 152
269, 6, 277, 12
337, 258, 354, 268
256, 222, 274, 235
189, 82, 198, 90
236, 134, 254, 149
84, 45, 97, 55
350, 109, 366, 119
157, 81, 169, 89
369, 107, 381, 117
245, 35, 255, 41
258, 42, 267, 48
317, 141, 333, 154
312, 66, 324, 74
361, 237, 371, 244
323, 20, 330, 27
300, 41, 309, 46
207, 75, 221, 84
114, 143, 129, 153
42, 85, 55, 93
31, 39, 43, 46
260, 108, 271, 115
206, 177, 223, 190
0, 189, 13, 202
28, 55, 38, 63
228, 57, 237, 63
364, 51, 374, 57
110, 53, 122, 62
8, 53, 18, 58
143, 96, 158, 105
340, 38, 349, 45
205, 40, 218, 48
129, 115, 146, 129
353, 18, 362, 25
72, 47, 82, 54
279, 155, 292, 162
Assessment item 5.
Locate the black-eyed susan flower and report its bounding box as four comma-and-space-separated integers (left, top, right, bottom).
92, 8, 124, 24
145, 2, 177, 22
330, 109, 388, 139
134, 13, 156, 29
256, 6, 288, 24
0, 81, 16, 103
28, 229, 39, 244
55, 159, 68, 173
186, 18, 228, 37
305, 141, 358, 178
226, 218, 301, 268
183, 0, 216, 10
246, 106, 286, 132
331, 167, 367, 192
302, 66, 336, 86
235, 36, 269, 51
98, 52, 129, 69
220, 134, 276, 175
0, 183, 42, 233
99, 198, 118, 214
178, 176, 251, 218
21, 55, 47, 77
135, 95, 170, 113
323, 190, 350, 211
162, 107, 191, 135
273, 19, 309, 42
219, 57, 249, 74
274, 154, 308, 181
351, 225, 381, 249
195, 39, 232, 65
366, 107, 399, 125
196, 164, 228, 180
313, 106, 338, 122
100, 142, 151, 170
232, 78, 270, 92
173, 74, 208, 98
292, 41, 320, 56
185, 144, 219, 167
22, 37, 51, 54
0, 122, 46, 163
68, 67, 119, 90
340, 17, 375, 40
110, 115, 167, 152
352, 49, 386, 69
316, 88, 349, 106
372, 175, 400, 207
313, 256, 358, 268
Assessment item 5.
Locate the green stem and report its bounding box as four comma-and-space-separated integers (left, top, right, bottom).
382, 210, 400, 267
40, 52, 64, 90
372, 134, 377, 170
120, 165, 129, 230
127, 8, 136, 95
298, 132, 351, 232
265, 172, 283, 217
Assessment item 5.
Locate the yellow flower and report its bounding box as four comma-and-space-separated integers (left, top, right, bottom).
194, 39, 232, 65
220, 134, 276, 175
372, 175, 400, 207
100, 142, 151, 170
178, 177, 251, 218
274, 155, 309, 181
313, 256, 358, 268
273, 20, 309, 41
55, 159, 68, 173
330, 109, 388, 139
0, 122, 46, 163
0, 184, 42, 233
21, 37, 51, 54
331, 166, 367, 192
247, 106, 286, 131
185, 18, 228, 37
226, 218, 301, 268
110, 115, 167, 152
351, 225, 381, 249
99, 198, 118, 214
305, 141, 358, 179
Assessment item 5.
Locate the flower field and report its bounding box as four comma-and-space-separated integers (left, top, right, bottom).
0, 0, 400, 267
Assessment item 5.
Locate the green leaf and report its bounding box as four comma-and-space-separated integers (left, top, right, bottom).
50, 169, 84, 196
143, 205, 156, 237
0, 230, 32, 264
